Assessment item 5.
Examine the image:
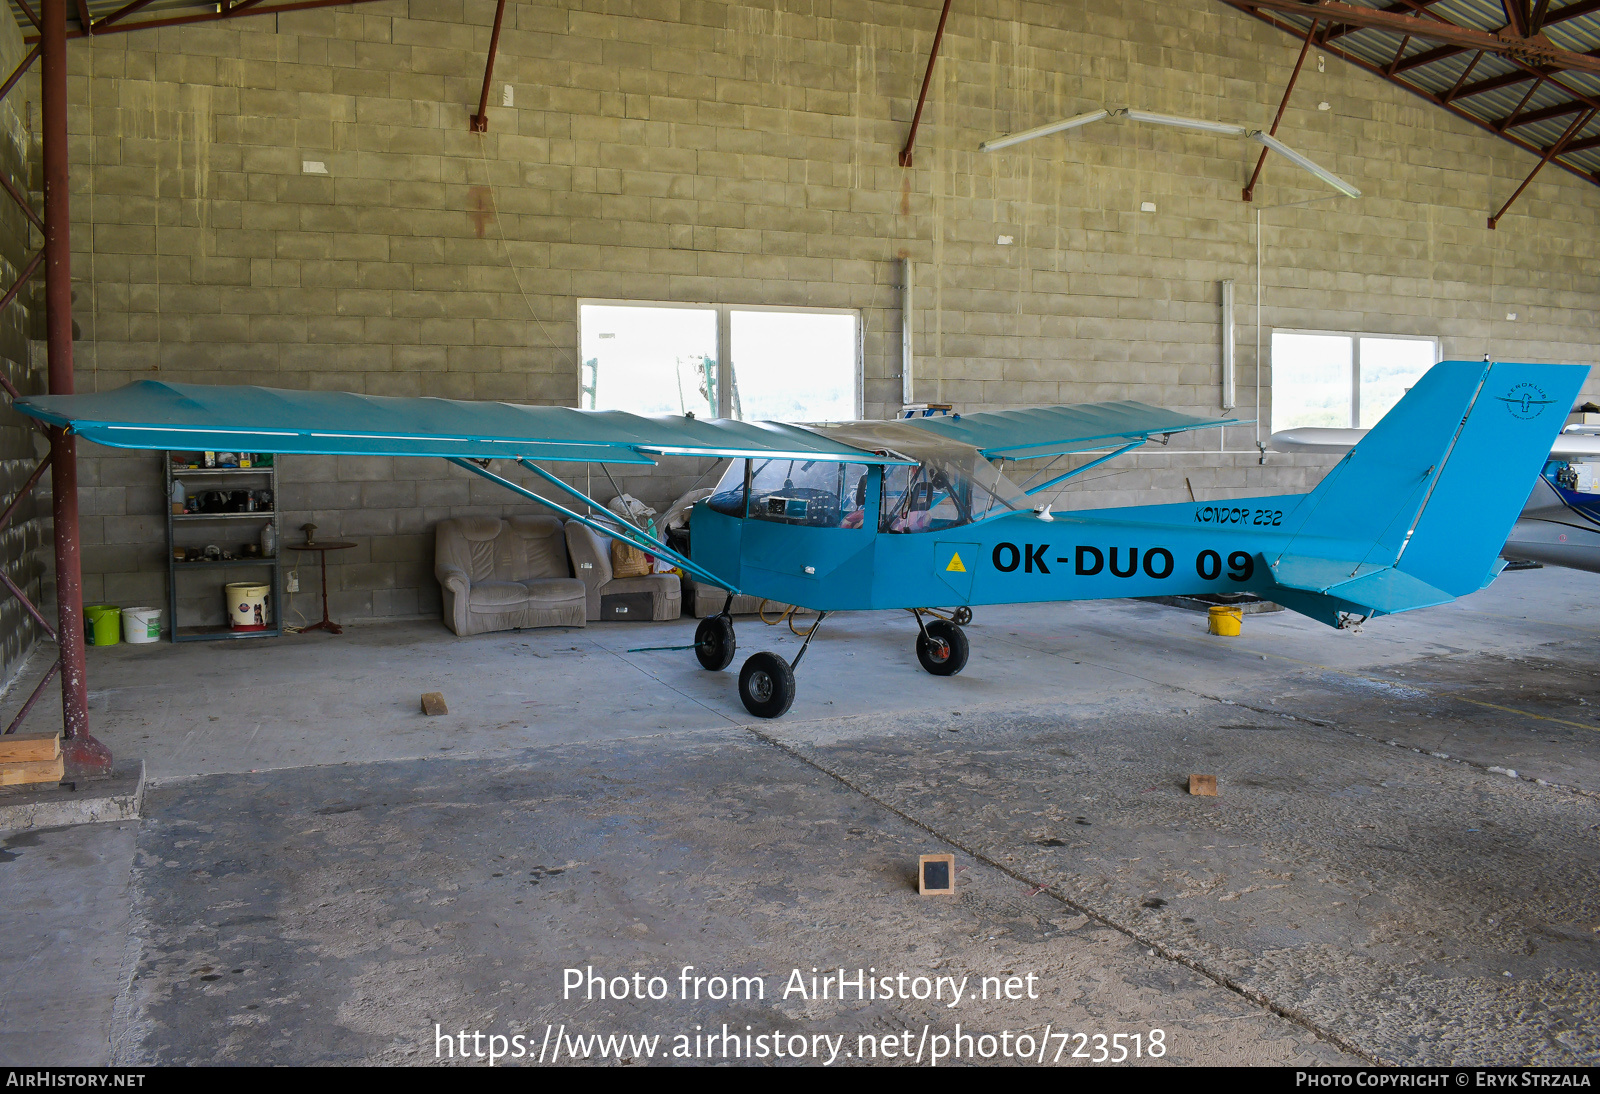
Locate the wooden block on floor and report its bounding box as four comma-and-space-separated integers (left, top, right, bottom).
1189, 774, 1217, 797
918, 853, 955, 895
420, 692, 448, 716
0, 732, 61, 764
0, 754, 65, 787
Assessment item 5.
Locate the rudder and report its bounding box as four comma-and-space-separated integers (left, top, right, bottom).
1273, 360, 1488, 567
1396, 361, 1588, 596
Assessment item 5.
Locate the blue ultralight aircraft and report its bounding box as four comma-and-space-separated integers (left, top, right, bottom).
16, 359, 1585, 718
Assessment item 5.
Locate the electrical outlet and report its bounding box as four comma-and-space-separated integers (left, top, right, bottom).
286, 570, 300, 593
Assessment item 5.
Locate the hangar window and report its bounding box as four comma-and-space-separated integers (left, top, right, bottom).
577, 303, 719, 418
578, 301, 861, 422
727, 309, 859, 422
1271, 330, 1437, 433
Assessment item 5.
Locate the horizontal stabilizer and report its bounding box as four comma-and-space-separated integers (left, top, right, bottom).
1267, 552, 1454, 616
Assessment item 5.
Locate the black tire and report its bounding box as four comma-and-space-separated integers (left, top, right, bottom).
695, 615, 735, 671
952, 606, 973, 626
916, 619, 969, 676
738, 652, 796, 718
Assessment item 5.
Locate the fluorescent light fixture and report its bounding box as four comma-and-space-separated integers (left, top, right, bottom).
979, 109, 1109, 152
980, 105, 1364, 203
1124, 109, 1248, 137
1249, 131, 1361, 198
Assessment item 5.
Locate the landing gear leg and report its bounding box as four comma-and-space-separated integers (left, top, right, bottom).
912, 608, 969, 676
737, 611, 826, 718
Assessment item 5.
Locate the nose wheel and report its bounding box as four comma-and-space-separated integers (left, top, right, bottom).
738, 651, 796, 718
734, 609, 827, 718
914, 614, 969, 676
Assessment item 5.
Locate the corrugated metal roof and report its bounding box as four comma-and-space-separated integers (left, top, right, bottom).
1228, 0, 1600, 189
4, 0, 395, 45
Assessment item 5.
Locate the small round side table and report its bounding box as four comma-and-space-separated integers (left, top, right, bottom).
287, 539, 357, 635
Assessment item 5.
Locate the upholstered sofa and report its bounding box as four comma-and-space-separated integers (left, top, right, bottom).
563, 521, 682, 622
434, 516, 588, 636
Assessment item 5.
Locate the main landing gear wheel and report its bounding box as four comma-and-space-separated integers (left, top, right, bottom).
916, 619, 969, 676
695, 615, 736, 671
738, 651, 796, 718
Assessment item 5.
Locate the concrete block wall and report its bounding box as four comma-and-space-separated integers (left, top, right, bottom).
0, 7, 49, 690
44, 0, 1600, 625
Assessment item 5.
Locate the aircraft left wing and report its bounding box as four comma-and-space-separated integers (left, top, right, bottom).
13, 380, 911, 465
904, 400, 1242, 460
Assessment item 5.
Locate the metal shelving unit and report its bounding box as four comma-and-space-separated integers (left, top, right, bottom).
164, 455, 283, 642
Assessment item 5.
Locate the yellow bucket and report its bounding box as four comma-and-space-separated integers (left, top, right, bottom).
1208, 605, 1243, 637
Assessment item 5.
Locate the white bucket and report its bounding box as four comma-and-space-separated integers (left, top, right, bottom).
121, 606, 161, 644
224, 582, 271, 631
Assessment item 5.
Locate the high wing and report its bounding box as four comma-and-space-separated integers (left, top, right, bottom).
13, 380, 907, 465
16, 382, 1241, 467
904, 401, 1242, 460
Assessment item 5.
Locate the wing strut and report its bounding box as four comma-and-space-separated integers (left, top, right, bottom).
1021, 440, 1145, 497
449, 457, 739, 595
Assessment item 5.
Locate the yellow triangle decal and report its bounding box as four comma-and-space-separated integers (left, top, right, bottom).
946, 552, 966, 573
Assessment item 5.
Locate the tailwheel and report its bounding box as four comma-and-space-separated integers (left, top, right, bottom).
695, 615, 736, 671
952, 606, 972, 626
916, 618, 969, 676
738, 651, 796, 718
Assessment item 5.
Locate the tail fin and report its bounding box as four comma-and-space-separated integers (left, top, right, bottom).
1267, 360, 1587, 620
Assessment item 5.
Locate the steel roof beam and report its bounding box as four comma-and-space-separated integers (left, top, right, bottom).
1501, 96, 1590, 127
1229, 3, 1600, 191
1393, 42, 1467, 72
1235, 0, 1600, 76
899, 0, 954, 168
90, 0, 159, 32
467, 0, 506, 132
1489, 105, 1597, 225
1504, 0, 1533, 38
1452, 67, 1548, 100
1324, 0, 1450, 41
23, 0, 398, 42
1542, 0, 1600, 28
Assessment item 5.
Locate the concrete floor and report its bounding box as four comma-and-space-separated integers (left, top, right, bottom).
2, 566, 1599, 1065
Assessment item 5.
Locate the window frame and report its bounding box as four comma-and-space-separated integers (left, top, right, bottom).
576, 298, 864, 421
1270, 328, 1440, 431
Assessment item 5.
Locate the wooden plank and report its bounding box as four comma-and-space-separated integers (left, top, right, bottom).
0, 754, 64, 786
0, 731, 60, 764
420, 692, 448, 716
1189, 774, 1218, 797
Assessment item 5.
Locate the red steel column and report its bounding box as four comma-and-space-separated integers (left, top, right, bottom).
41, 0, 106, 774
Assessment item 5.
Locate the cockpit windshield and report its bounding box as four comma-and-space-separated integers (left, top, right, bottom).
703, 457, 872, 527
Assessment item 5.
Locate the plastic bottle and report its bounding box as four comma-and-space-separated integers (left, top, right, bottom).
260, 522, 276, 558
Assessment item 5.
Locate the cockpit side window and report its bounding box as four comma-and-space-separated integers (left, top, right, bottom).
705, 459, 749, 517
880, 460, 976, 533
